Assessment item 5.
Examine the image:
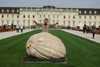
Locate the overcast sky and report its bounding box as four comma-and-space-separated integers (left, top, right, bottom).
0, 0, 100, 8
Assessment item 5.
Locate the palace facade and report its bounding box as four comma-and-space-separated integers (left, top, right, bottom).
0, 6, 100, 28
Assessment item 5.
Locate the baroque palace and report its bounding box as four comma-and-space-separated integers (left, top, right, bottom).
0, 5, 100, 28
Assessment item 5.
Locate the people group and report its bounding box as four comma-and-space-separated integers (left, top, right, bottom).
83, 24, 98, 39
16, 18, 99, 39
16, 24, 23, 33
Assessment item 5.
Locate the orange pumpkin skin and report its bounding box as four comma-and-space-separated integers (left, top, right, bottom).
26, 32, 66, 59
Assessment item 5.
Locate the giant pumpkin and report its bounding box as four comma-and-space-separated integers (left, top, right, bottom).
26, 32, 66, 59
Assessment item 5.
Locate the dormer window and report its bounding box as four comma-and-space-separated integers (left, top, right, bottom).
2, 9, 4, 12
12, 9, 14, 13
89, 11, 92, 14
17, 9, 19, 13
84, 11, 87, 14
94, 11, 97, 14
79, 11, 81, 14
7, 9, 9, 13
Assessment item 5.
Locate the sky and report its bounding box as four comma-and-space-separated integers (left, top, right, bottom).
0, 0, 100, 8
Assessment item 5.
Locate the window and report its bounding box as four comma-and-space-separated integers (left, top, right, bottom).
94, 21, 96, 25
2, 20, 4, 26
68, 21, 70, 26
23, 20, 25, 25
33, 20, 34, 24
17, 15, 19, 18
94, 16, 96, 19
12, 9, 14, 13
79, 16, 81, 19
2, 15, 4, 18
73, 16, 75, 19
48, 15, 50, 18
33, 15, 35, 18
89, 11, 92, 14
84, 21, 86, 24
28, 20, 30, 26
84, 11, 87, 14
40, 20, 42, 23
40, 15, 41, 18
73, 21, 75, 27
7, 15, 9, 18
89, 21, 91, 26
28, 15, 30, 18
12, 15, 14, 18
43, 15, 45, 18
89, 16, 91, 19
17, 10, 19, 13
17, 20, 19, 24
79, 11, 81, 14
94, 11, 97, 14
53, 15, 55, 18
2, 9, 4, 12
64, 16, 66, 19
7, 20, 9, 25
7, 9, 9, 13
12, 20, 14, 23
23, 15, 25, 18
53, 20, 55, 24
63, 20, 66, 26
84, 16, 86, 19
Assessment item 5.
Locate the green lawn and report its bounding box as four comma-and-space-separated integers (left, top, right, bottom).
0, 30, 100, 67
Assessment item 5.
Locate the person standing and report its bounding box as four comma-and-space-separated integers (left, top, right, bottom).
92, 25, 97, 39
16, 24, 19, 32
83, 24, 86, 33
34, 18, 58, 32
20, 24, 23, 33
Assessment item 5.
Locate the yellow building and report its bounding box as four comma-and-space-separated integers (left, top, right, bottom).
0, 6, 100, 28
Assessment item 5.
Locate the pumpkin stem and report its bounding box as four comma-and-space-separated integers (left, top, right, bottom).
27, 42, 32, 48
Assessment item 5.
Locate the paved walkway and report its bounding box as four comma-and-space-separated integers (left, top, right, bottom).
62, 29, 100, 44
0, 29, 100, 44
0, 29, 34, 40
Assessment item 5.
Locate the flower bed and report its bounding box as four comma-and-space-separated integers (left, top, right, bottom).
0, 28, 15, 32
72, 28, 100, 34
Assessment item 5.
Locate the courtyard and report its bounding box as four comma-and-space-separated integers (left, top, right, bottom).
0, 30, 100, 67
